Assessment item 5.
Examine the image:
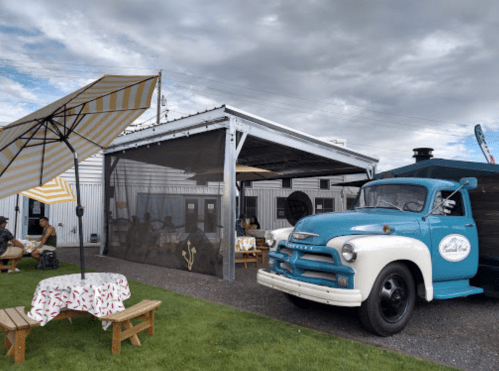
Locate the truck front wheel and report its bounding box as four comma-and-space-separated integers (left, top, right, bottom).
359, 263, 415, 336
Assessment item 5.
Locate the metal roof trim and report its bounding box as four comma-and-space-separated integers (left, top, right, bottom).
223, 105, 379, 164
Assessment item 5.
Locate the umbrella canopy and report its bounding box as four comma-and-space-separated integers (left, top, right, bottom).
20, 176, 75, 204
235, 164, 283, 182
0, 75, 158, 198
188, 164, 283, 183
0, 74, 159, 278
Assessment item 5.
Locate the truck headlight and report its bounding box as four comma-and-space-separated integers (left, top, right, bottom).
266, 232, 276, 248
342, 244, 357, 262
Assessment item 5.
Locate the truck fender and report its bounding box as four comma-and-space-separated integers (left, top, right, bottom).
269, 227, 294, 252
327, 235, 433, 301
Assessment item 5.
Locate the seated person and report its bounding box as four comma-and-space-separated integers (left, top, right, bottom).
161, 216, 176, 232
27, 217, 56, 262
0, 216, 25, 270
236, 214, 248, 237
249, 216, 260, 230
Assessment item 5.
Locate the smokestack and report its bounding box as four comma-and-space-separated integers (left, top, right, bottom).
413, 148, 433, 163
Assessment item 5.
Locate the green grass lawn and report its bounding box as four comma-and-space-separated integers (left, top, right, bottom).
0, 258, 458, 371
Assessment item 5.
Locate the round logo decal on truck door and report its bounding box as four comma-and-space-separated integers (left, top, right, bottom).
438, 234, 471, 262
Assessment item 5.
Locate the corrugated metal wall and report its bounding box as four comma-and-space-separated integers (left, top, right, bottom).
51, 183, 102, 244
244, 175, 350, 230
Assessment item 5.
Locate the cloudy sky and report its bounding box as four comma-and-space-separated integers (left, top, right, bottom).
1, 1, 499, 172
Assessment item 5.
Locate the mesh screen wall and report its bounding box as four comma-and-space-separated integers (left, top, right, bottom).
104, 129, 226, 277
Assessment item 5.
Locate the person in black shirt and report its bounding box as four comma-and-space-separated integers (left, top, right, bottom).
0, 216, 25, 270
28, 217, 56, 262
249, 216, 261, 230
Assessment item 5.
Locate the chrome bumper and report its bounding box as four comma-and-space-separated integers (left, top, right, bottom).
257, 269, 362, 307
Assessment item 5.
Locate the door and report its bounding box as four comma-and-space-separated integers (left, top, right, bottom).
22, 197, 50, 238
185, 199, 198, 233
204, 199, 218, 234
427, 190, 479, 282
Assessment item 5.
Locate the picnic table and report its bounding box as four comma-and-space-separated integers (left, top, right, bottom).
27, 272, 131, 330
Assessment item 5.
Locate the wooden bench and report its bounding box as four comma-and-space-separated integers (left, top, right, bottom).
235, 249, 261, 268
0, 306, 40, 363
99, 300, 162, 354
0, 256, 22, 274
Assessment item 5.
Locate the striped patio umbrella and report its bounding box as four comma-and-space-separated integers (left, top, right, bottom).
20, 176, 75, 204
0, 74, 159, 278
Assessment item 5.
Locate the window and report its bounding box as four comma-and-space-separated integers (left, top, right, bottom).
244, 181, 253, 188
347, 195, 358, 210
319, 179, 330, 190
353, 184, 427, 213
282, 178, 292, 189
277, 197, 287, 219
432, 191, 465, 216
315, 198, 334, 214
245, 196, 258, 219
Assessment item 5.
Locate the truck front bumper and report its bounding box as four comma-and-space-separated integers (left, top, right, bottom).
257, 269, 362, 307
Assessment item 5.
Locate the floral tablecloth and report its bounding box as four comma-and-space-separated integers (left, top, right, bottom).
27, 272, 131, 330
235, 236, 256, 251
19, 239, 38, 254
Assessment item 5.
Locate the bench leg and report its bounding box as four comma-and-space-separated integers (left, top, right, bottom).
7, 328, 30, 363
123, 320, 141, 346
112, 322, 122, 355
10, 258, 21, 273
146, 311, 154, 336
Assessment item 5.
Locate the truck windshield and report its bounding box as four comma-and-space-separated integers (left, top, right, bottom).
352, 184, 427, 212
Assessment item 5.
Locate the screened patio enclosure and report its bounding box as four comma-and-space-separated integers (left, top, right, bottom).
103, 105, 378, 280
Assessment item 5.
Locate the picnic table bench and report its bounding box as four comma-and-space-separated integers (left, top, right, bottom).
235, 249, 261, 268
0, 306, 40, 363
1, 300, 162, 363
0, 256, 22, 274
99, 300, 162, 355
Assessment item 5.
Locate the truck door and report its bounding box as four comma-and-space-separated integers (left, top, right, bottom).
427, 190, 479, 282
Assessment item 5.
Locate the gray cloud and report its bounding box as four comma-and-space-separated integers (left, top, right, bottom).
1, 0, 499, 170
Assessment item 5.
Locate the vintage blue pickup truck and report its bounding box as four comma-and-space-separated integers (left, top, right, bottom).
257, 176, 489, 336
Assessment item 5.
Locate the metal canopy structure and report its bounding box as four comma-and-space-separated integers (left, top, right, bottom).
103, 105, 378, 280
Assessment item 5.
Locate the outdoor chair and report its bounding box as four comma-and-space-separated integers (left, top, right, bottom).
0, 253, 23, 274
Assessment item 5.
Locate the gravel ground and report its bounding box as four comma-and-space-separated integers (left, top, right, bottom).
57, 246, 499, 371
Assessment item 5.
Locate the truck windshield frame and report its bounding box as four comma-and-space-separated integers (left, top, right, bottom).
352, 184, 428, 213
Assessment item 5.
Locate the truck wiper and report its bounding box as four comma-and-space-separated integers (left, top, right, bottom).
376, 200, 404, 211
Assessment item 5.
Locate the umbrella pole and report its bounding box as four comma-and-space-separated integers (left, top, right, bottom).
14, 194, 19, 238
62, 138, 86, 279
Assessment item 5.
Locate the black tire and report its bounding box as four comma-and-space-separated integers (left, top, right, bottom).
359, 263, 415, 337
286, 293, 314, 309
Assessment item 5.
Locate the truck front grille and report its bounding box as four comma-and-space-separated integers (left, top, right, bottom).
269, 241, 354, 289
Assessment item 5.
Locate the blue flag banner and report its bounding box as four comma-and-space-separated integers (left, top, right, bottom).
475, 124, 495, 164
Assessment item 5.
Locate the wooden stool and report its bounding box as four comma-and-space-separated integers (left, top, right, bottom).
0, 256, 22, 273
99, 300, 162, 355
0, 306, 40, 363
235, 250, 261, 268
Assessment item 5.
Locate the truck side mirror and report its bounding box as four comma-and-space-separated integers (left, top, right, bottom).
460, 177, 477, 189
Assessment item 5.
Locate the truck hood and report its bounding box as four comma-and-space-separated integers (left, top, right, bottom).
290, 209, 422, 245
